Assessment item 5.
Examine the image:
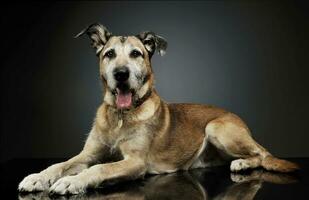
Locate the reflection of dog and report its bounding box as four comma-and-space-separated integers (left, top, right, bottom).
18, 23, 299, 195
18, 170, 298, 200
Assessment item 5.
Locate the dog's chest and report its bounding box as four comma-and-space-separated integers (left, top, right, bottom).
102, 120, 151, 154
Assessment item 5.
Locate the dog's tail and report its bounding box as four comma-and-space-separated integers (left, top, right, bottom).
261, 155, 299, 172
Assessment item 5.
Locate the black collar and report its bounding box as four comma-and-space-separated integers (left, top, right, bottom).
133, 89, 153, 108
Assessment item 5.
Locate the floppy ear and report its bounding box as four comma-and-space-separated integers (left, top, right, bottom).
75, 23, 112, 56
136, 31, 168, 58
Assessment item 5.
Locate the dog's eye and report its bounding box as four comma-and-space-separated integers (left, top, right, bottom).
130, 50, 142, 58
104, 49, 116, 59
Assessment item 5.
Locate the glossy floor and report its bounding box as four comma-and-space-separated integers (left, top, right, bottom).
2, 158, 308, 199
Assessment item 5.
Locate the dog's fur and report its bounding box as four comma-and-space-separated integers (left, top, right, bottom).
18, 23, 299, 195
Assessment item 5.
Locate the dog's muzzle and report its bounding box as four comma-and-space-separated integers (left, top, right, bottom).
113, 67, 133, 109
113, 67, 129, 83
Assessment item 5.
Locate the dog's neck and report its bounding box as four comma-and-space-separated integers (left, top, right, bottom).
133, 89, 153, 108
97, 88, 161, 130
103, 86, 160, 114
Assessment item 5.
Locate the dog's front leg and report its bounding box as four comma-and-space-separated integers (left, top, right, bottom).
18, 128, 109, 192
49, 157, 146, 195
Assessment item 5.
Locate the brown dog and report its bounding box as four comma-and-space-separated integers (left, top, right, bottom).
18, 23, 299, 195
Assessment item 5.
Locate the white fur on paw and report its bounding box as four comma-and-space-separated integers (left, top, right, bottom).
230, 159, 250, 172
18, 173, 51, 192
49, 176, 86, 195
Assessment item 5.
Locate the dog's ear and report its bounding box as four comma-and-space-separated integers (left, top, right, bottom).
75, 23, 112, 56
136, 31, 167, 58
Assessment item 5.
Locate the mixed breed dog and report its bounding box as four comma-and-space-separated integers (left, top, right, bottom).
18, 23, 299, 195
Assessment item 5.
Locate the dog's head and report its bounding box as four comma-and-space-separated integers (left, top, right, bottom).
76, 23, 167, 110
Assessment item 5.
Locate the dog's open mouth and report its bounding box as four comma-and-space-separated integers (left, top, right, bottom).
110, 82, 136, 110
115, 88, 135, 109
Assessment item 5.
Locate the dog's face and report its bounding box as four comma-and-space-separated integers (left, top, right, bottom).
99, 36, 151, 106
76, 23, 167, 110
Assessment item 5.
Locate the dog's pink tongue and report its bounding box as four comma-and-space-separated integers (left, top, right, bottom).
116, 89, 132, 109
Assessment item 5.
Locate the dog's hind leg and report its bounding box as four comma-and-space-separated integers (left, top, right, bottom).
205, 113, 299, 172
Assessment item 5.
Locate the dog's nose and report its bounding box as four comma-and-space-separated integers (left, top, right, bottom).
113, 67, 130, 82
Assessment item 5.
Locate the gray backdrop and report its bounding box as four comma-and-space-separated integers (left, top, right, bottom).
1, 1, 309, 162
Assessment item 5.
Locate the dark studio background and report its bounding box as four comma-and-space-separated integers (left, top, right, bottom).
1, 1, 309, 163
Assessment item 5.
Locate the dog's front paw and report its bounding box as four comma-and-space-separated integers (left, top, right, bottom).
49, 176, 86, 195
18, 173, 52, 192
230, 159, 250, 172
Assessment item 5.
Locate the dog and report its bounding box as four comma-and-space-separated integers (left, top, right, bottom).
18, 23, 299, 195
